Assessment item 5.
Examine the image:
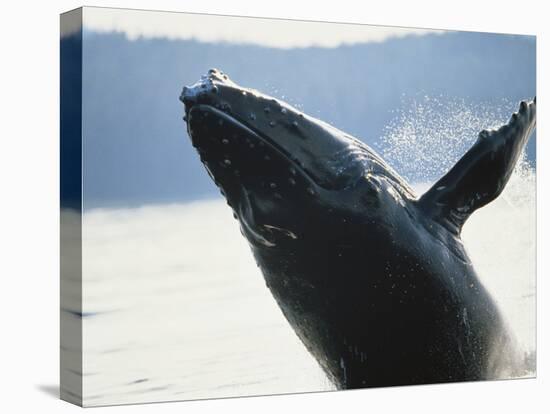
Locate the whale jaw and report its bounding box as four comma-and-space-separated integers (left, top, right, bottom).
181, 69, 411, 248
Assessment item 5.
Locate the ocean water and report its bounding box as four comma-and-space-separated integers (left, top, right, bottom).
81, 201, 333, 406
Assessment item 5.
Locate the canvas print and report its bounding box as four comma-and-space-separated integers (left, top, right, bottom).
60, 7, 536, 407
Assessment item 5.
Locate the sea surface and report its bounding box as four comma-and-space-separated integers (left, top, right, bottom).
80, 201, 333, 406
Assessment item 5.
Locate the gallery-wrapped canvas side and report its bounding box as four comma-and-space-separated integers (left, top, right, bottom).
60, 7, 83, 407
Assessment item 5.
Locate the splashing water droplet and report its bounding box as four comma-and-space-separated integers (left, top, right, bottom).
377, 95, 536, 365
377, 96, 524, 186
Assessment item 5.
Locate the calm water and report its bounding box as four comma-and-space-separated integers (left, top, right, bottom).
80, 201, 332, 406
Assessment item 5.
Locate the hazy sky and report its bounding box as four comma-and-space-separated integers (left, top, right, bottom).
82, 7, 442, 48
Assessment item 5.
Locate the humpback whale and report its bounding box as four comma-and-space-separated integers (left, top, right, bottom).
180, 68, 536, 388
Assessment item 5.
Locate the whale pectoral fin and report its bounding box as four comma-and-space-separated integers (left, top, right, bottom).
418, 98, 536, 235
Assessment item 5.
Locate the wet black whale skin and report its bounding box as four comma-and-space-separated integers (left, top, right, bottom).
181, 69, 536, 388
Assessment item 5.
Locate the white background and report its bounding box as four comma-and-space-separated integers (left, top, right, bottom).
0, 0, 548, 412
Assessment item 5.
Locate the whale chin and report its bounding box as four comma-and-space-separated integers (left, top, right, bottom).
185, 101, 316, 211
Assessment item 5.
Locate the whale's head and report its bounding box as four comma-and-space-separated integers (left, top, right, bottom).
181, 69, 413, 249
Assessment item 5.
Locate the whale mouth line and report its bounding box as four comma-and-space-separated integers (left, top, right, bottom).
190, 103, 318, 187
